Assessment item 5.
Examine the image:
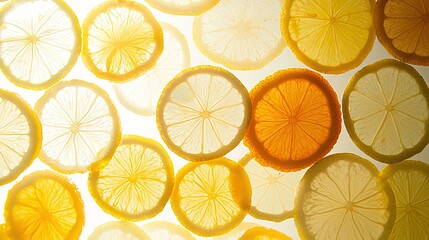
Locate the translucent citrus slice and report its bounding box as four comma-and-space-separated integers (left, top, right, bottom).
0, 0, 81, 90
4, 170, 84, 240
88, 135, 174, 221
157, 65, 251, 161
243, 69, 342, 171
238, 226, 292, 240
141, 221, 196, 240
88, 221, 150, 240
170, 158, 251, 237
343, 59, 429, 163
281, 0, 375, 73
113, 22, 190, 116
82, 0, 163, 82
212, 222, 259, 240
34, 80, 121, 173
295, 153, 396, 240
374, 0, 429, 66
193, 0, 285, 70
144, 0, 220, 15
0, 89, 41, 185
239, 154, 306, 222
379, 160, 429, 239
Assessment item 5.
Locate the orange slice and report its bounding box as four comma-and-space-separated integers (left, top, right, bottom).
144, 0, 220, 15
239, 226, 292, 240
141, 221, 195, 240
88, 221, 150, 240
243, 69, 341, 171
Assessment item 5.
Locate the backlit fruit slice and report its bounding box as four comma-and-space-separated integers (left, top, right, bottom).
88, 135, 174, 221
239, 154, 306, 222
157, 66, 251, 161
281, 0, 375, 74
0, 89, 41, 185
379, 160, 429, 240
194, 0, 285, 70
82, 0, 163, 82
170, 158, 251, 237
4, 170, 84, 240
239, 226, 292, 240
243, 69, 341, 171
113, 23, 191, 116
88, 221, 150, 240
295, 153, 396, 240
35, 80, 121, 173
343, 59, 429, 163
374, 0, 429, 66
141, 221, 196, 240
0, 0, 81, 90
212, 222, 259, 240
144, 0, 220, 15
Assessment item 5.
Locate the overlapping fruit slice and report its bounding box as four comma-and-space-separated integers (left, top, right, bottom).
88, 221, 150, 240
239, 226, 292, 240
211, 222, 259, 240
141, 221, 195, 240
144, 0, 220, 15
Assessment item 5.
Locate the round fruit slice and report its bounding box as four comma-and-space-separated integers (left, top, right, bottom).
239, 154, 306, 222
243, 69, 341, 171
4, 170, 84, 240
141, 221, 195, 240
374, 0, 429, 66
113, 23, 190, 116
0, 89, 41, 185
212, 222, 259, 240
157, 65, 251, 161
379, 160, 429, 240
295, 153, 396, 240
0, 0, 81, 90
88, 221, 150, 240
239, 226, 292, 240
343, 59, 429, 163
281, 0, 375, 73
88, 135, 174, 221
170, 158, 251, 237
194, 0, 285, 70
35, 80, 121, 173
144, 0, 220, 15
82, 0, 163, 82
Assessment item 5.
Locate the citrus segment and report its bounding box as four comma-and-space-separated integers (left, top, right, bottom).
4, 170, 84, 240
88, 221, 150, 240
243, 69, 341, 171
141, 221, 196, 240
144, 0, 220, 15
88, 135, 174, 221
295, 153, 395, 240
0, 0, 81, 90
238, 226, 292, 240
343, 59, 429, 163
157, 66, 251, 161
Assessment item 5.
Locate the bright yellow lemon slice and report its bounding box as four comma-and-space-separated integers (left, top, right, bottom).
239, 226, 292, 240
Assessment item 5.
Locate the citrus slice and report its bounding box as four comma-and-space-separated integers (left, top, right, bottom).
88, 221, 150, 240
157, 65, 251, 161
379, 160, 429, 239
113, 22, 191, 116
170, 158, 251, 237
82, 0, 163, 82
34, 80, 121, 173
193, 0, 285, 70
374, 0, 429, 66
238, 226, 292, 240
343, 59, 429, 163
281, 0, 375, 73
4, 170, 84, 240
0, 224, 8, 239
0, 89, 41, 185
295, 153, 396, 240
239, 154, 306, 222
141, 221, 196, 240
144, 0, 220, 15
212, 222, 259, 240
88, 135, 174, 221
243, 69, 341, 171
0, 0, 81, 90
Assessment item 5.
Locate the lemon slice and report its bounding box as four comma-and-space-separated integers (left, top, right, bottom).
141, 221, 195, 240
239, 226, 292, 240
144, 0, 220, 15
379, 160, 429, 239
295, 153, 396, 240
212, 222, 259, 240
170, 158, 251, 237
0, 0, 81, 90
4, 170, 84, 240
88, 135, 174, 221
239, 154, 306, 222
193, 0, 285, 70
35, 80, 121, 173
0, 89, 41, 185
113, 23, 191, 116
82, 0, 163, 82
156, 65, 251, 161
343, 59, 429, 163
89, 221, 150, 240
